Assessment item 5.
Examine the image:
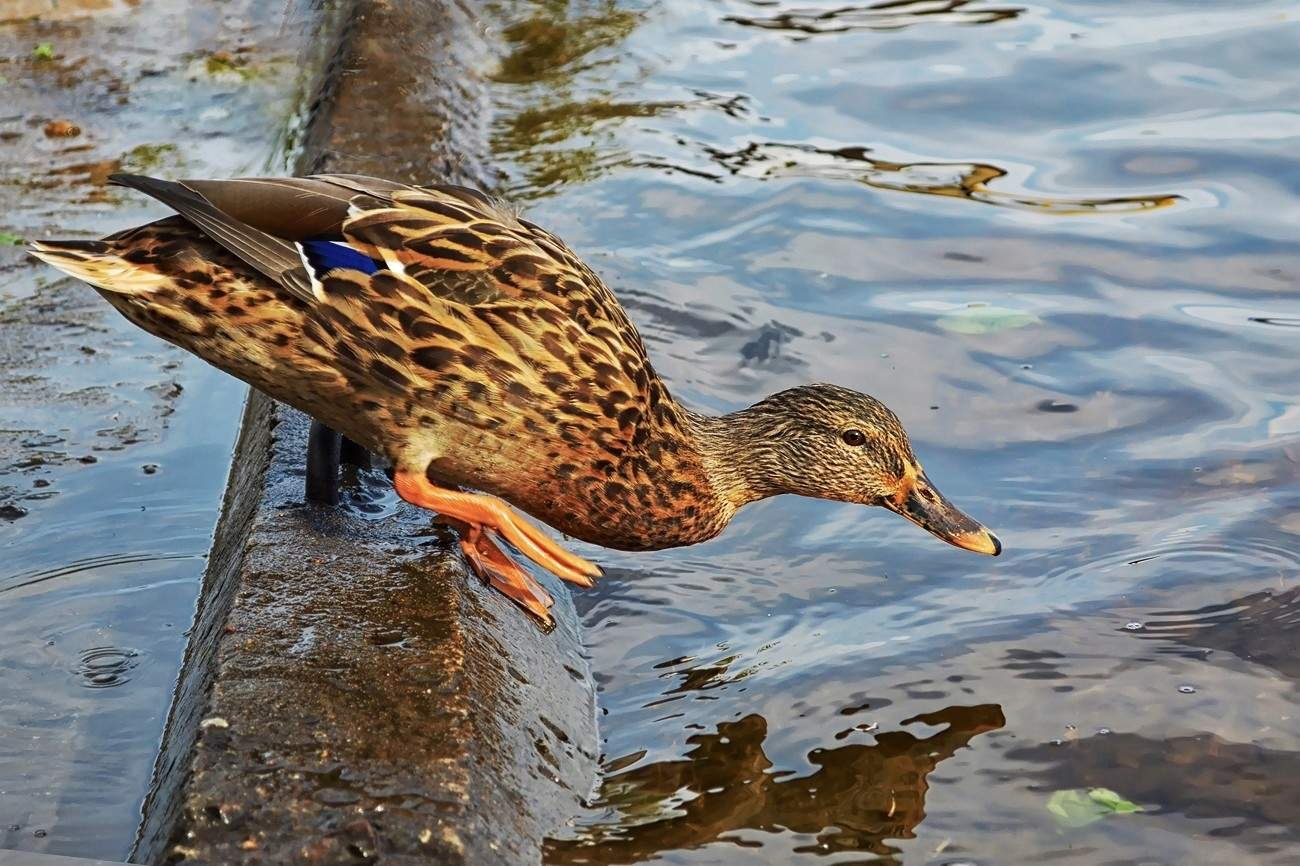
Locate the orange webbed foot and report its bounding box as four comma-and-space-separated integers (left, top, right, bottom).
393, 470, 601, 617
460, 527, 555, 624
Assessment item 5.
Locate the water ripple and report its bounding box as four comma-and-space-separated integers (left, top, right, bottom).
648, 140, 1183, 214
75, 646, 141, 689
724, 0, 1025, 35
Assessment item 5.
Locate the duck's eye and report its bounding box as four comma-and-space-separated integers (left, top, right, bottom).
841, 428, 867, 447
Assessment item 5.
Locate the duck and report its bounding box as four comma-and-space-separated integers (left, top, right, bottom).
29, 173, 1001, 624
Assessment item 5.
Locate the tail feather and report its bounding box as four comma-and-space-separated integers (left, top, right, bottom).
28, 240, 170, 296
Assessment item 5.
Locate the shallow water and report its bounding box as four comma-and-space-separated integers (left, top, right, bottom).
0, 0, 312, 857
485, 1, 1300, 863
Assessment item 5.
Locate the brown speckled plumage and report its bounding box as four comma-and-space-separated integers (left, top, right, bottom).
30, 173, 1000, 620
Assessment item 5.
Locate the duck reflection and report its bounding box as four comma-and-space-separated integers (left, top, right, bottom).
547, 703, 1004, 864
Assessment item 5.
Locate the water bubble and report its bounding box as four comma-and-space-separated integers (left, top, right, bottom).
1178, 685, 1197, 694
1124, 621, 1145, 631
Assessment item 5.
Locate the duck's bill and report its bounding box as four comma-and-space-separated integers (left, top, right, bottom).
884, 473, 1002, 556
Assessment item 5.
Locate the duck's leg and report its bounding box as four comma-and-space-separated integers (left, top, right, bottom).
339, 435, 371, 469
306, 422, 372, 504
305, 421, 342, 505
393, 470, 602, 592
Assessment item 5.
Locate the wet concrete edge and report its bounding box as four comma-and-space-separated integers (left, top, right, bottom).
132, 2, 599, 863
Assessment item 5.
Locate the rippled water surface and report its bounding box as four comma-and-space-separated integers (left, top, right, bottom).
485, 2, 1300, 863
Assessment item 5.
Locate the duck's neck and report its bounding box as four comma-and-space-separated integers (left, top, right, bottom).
683, 406, 789, 511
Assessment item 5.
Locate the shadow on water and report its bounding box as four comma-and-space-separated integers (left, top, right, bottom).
1012, 731, 1300, 853
1133, 585, 1300, 680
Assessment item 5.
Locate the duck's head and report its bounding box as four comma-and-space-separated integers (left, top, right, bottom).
696, 383, 1001, 555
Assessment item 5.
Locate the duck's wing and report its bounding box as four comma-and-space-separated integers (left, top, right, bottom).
107, 173, 415, 304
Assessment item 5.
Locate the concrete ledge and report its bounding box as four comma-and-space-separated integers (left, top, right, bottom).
133, 2, 598, 863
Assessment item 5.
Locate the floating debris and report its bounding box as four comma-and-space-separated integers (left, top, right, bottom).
1047, 787, 1143, 827
43, 119, 82, 138
938, 304, 1040, 335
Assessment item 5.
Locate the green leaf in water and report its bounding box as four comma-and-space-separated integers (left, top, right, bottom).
1047, 787, 1143, 828
0, 231, 23, 246
32, 43, 55, 61
937, 304, 1039, 335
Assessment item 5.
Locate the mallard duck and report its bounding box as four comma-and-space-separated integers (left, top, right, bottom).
29, 174, 1000, 623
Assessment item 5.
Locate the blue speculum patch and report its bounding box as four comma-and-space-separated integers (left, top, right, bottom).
300, 238, 380, 277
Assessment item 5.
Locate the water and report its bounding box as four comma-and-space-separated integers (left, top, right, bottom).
483, 2, 1300, 863
2, 0, 1296, 861
0, 0, 313, 857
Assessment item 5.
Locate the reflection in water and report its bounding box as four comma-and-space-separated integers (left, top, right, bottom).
724, 0, 1024, 35
666, 141, 1183, 214
491, 1, 648, 195
489, 6, 1179, 213
492, 1, 641, 85
548, 705, 1004, 864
